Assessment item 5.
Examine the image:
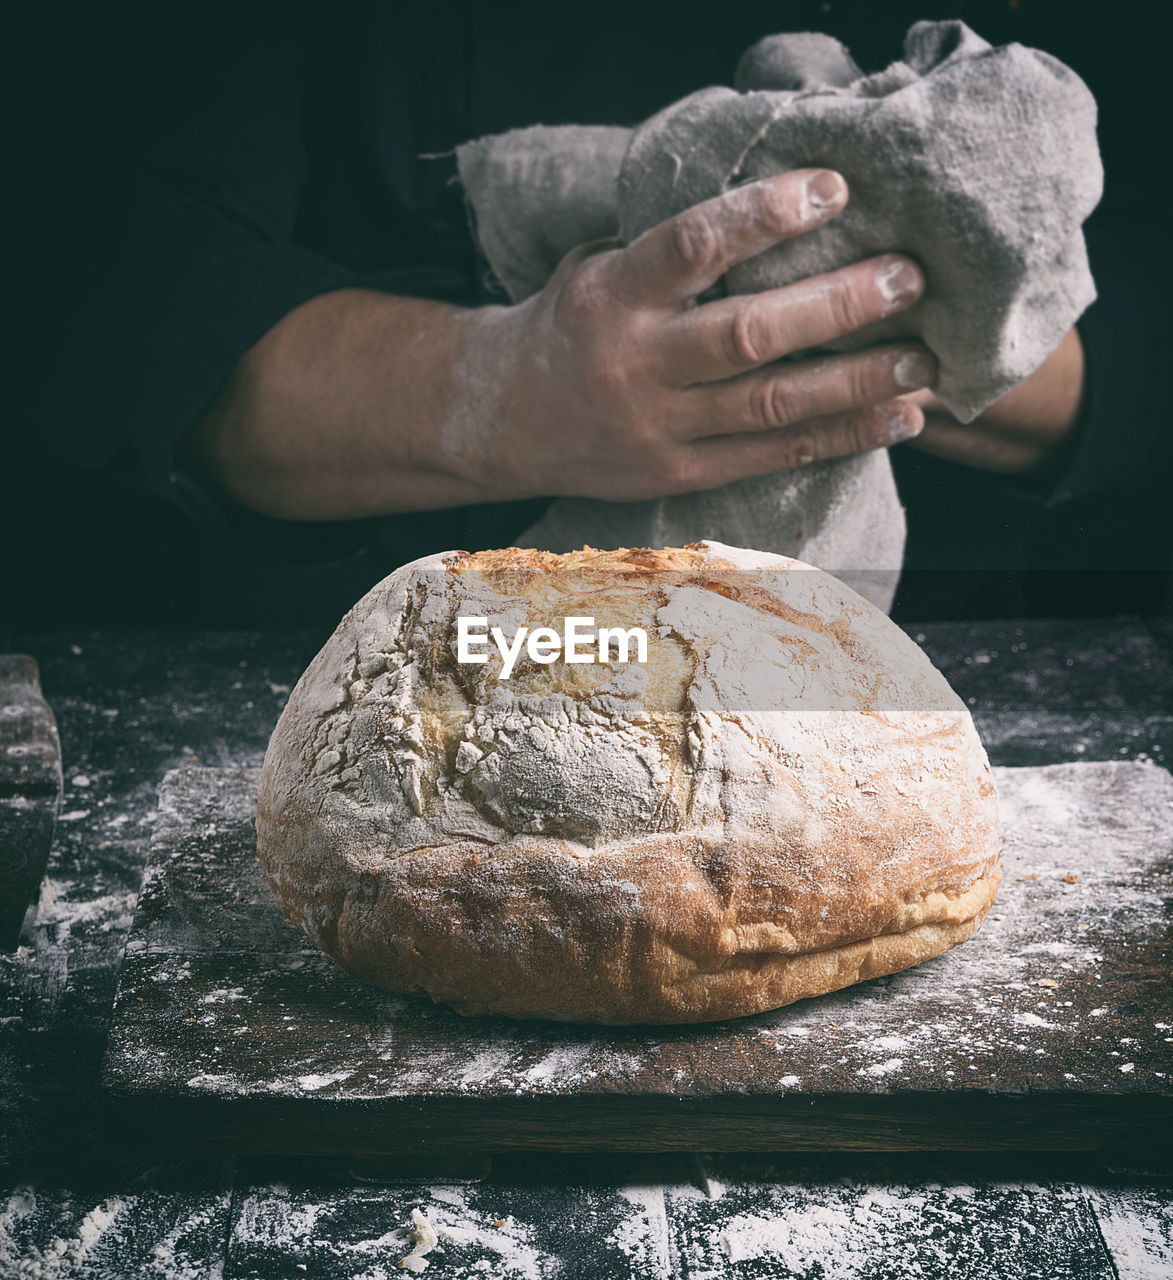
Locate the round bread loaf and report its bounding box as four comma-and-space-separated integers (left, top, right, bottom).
257, 541, 1000, 1024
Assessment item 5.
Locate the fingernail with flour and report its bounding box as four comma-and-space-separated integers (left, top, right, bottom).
877, 260, 922, 307
805, 170, 845, 213
893, 351, 935, 390
882, 406, 922, 444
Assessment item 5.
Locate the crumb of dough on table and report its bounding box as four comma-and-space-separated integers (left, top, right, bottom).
398, 1206, 439, 1273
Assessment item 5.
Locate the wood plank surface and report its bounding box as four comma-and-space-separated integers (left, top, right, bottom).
102, 759, 1173, 1153
3, 624, 1169, 1276
0, 654, 62, 949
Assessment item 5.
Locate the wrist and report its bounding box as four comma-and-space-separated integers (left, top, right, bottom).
437, 300, 541, 503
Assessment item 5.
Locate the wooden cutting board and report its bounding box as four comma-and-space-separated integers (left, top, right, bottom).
101, 760, 1173, 1154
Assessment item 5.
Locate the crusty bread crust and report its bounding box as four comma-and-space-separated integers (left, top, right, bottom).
257, 541, 1001, 1024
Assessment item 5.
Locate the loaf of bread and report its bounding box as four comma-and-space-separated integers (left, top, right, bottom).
257, 542, 1000, 1024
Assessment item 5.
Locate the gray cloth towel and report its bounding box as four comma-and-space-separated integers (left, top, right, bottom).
455, 20, 1101, 612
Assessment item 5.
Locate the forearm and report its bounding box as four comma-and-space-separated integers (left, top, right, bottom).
181, 171, 944, 523
180, 288, 504, 521
905, 328, 1086, 474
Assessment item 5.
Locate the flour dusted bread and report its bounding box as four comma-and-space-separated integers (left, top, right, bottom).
257, 542, 1000, 1024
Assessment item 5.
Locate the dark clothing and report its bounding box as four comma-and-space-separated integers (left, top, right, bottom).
18, 1, 1172, 626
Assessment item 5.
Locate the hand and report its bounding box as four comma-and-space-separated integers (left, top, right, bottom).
447, 168, 937, 502
901, 327, 1085, 474
182, 169, 938, 522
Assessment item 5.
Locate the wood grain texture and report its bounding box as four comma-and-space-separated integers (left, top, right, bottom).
0, 654, 62, 949
102, 759, 1173, 1153
2, 623, 1169, 1278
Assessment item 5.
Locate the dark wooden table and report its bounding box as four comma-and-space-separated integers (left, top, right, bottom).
1, 620, 1171, 1278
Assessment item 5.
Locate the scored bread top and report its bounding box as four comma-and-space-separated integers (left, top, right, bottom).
447, 542, 714, 575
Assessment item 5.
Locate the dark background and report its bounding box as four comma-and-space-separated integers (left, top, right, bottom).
5, 0, 1169, 630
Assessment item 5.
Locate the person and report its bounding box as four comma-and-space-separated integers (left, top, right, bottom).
179, 173, 1081, 520
18, 0, 1171, 626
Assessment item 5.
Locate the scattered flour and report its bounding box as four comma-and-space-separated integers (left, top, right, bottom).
1016, 1011, 1058, 1030
229, 1183, 551, 1279
294, 1071, 353, 1091
613, 1187, 672, 1277
199, 987, 246, 1005
30, 878, 136, 938
457, 1046, 518, 1090
857, 1058, 904, 1079
518, 1043, 595, 1088
1013, 772, 1074, 827
143, 1199, 226, 1280
658, 1166, 1173, 1280
720, 1206, 857, 1265
1088, 1189, 1173, 1280
0, 1189, 128, 1279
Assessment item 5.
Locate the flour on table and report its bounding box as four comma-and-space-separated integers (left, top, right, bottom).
0, 1189, 128, 1279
